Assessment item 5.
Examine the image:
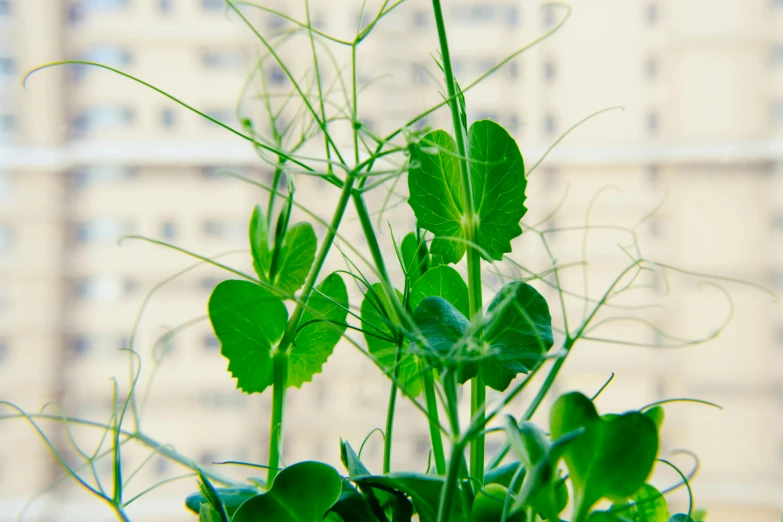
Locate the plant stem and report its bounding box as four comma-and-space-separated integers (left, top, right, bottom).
382, 368, 398, 475
430, 0, 485, 485
267, 350, 288, 483
423, 370, 447, 475
267, 173, 358, 482
436, 371, 464, 522
352, 192, 448, 475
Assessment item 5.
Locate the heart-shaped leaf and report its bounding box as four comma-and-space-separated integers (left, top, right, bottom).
249, 205, 317, 296
231, 461, 342, 522
411, 297, 470, 357
479, 281, 553, 391
352, 473, 469, 522
550, 392, 659, 522
360, 267, 468, 397
407, 120, 527, 264
611, 484, 669, 522
287, 272, 348, 387
409, 266, 469, 317
329, 481, 378, 522
208, 280, 288, 394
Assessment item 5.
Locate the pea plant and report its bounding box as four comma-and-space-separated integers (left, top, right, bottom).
8, 1, 771, 521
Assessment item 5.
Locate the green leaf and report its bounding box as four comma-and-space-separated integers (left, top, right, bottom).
401, 232, 430, 284
411, 297, 470, 358
585, 512, 633, 522
550, 392, 659, 522
468, 120, 527, 260
329, 482, 378, 522
407, 120, 527, 264
644, 406, 665, 431
273, 222, 317, 295
341, 440, 411, 522
409, 265, 469, 317
361, 283, 424, 397
186, 487, 257, 516
208, 280, 288, 394
249, 205, 271, 282
505, 418, 571, 520
288, 272, 348, 387
668, 516, 696, 522
232, 461, 343, 522
408, 130, 465, 264
199, 504, 224, 522
611, 484, 669, 522
352, 473, 469, 522
479, 281, 554, 391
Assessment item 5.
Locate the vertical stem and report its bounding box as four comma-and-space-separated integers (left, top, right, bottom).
383, 344, 401, 474
268, 350, 288, 483
430, 0, 485, 485
353, 192, 447, 474
423, 370, 447, 475
436, 370, 464, 522
268, 173, 358, 482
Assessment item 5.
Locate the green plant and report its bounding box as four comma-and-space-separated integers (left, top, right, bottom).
7, 1, 776, 522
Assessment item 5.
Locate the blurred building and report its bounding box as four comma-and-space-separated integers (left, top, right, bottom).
0, 1, 781, 521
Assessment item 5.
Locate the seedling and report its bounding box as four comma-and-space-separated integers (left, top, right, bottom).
6, 1, 776, 521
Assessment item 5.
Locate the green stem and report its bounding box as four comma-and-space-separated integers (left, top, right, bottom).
383, 344, 401, 474
423, 370, 447, 475
436, 371, 464, 522
267, 173, 358, 482
430, 0, 485, 485
266, 166, 283, 222
267, 350, 288, 483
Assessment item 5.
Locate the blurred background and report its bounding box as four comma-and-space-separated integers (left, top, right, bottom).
1, 0, 782, 520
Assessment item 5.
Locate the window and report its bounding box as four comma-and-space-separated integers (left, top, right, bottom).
154, 457, 169, 477
200, 276, 221, 291
542, 5, 557, 28
452, 4, 496, 24
507, 7, 519, 27
0, 1, 10, 16
0, 57, 15, 77
72, 276, 127, 302
161, 108, 176, 128
645, 57, 658, 79
773, 102, 783, 125
646, 165, 660, 185
160, 221, 176, 240
774, 214, 783, 230
507, 61, 519, 80
158, 0, 172, 14
72, 105, 134, 135
646, 111, 659, 133
268, 12, 285, 29
0, 339, 7, 363
202, 220, 243, 240
204, 109, 233, 125
70, 45, 132, 82
544, 113, 557, 136
72, 219, 131, 244
649, 217, 662, 238
0, 224, 14, 257
772, 45, 783, 66
201, 49, 246, 70
645, 3, 658, 24
543, 59, 555, 81
201, 0, 224, 11
70, 335, 91, 355
203, 333, 220, 350
69, 166, 135, 189
0, 170, 12, 203
0, 115, 14, 142
412, 10, 428, 27
84, 0, 129, 11
267, 65, 286, 85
